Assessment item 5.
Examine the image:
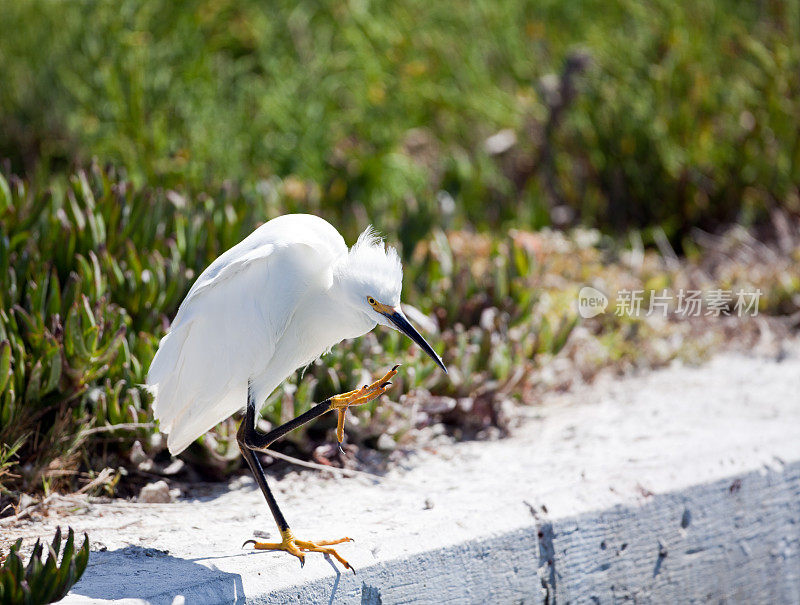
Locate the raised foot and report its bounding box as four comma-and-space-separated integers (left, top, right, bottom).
244, 529, 355, 573
329, 365, 399, 444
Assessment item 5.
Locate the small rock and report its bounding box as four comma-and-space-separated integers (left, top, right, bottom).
139, 480, 172, 503
149, 432, 165, 451
422, 397, 457, 415
377, 433, 397, 451
477, 426, 502, 441
484, 129, 516, 155
161, 459, 185, 476
479, 307, 499, 331
17, 493, 36, 511
129, 441, 147, 465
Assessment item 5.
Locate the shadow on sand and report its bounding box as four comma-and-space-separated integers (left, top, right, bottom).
69, 545, 245, 603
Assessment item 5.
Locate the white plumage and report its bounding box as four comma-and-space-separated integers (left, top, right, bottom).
147, 214, 416, 455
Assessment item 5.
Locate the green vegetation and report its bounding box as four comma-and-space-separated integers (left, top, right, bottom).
0, 527, 89, 604
1, 166, 578, 492
1, 0, 798, 244
1, 166, 797, 500
0, 0, 798, 503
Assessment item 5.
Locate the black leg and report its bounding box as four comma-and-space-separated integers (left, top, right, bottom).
235, 371, 397, 572
239, 392, 332, 452
238, 441, 291, 531
236, 386, 333, 531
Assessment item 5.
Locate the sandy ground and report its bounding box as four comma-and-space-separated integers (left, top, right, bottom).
3, 339, 800, 601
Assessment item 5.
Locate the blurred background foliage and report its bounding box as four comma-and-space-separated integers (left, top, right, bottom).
0, 0, 799, 501
2, 0, 798, 246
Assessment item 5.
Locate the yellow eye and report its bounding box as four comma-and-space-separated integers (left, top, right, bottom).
368, 297, 376, 306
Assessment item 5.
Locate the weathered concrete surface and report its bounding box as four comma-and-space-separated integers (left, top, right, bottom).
7, 343, 800, 603
547, 463, 800, 603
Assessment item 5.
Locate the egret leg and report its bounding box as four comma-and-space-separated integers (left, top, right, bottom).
237, 366, 397, 573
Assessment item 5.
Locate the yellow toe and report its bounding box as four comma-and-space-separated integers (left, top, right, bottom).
245, 529, 354, 572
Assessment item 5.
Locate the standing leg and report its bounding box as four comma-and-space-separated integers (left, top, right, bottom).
237, 366, 397, 571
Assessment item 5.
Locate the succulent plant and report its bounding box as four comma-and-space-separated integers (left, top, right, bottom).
1, 161, 798, 498
0, 527, 89, 605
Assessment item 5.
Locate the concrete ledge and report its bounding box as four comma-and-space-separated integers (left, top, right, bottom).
544, 462, 800, 604
61, 462, 800, 604
249, 462, 800, 604
7, 346, 799, 603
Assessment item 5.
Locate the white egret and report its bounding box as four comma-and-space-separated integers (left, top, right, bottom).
146, 214, 446, 570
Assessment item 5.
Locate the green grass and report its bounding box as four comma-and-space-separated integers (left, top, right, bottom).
1, 0, 798, 245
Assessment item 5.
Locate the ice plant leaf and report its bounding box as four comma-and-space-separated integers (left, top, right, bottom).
0, 527, 90, 605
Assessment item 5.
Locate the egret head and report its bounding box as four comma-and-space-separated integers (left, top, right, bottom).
335, 227, 447, 373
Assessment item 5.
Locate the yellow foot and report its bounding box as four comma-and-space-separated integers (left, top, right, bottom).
329, 365, 399, 444
244, 529, 355, 572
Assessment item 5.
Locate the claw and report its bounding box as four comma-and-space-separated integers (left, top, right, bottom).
242, 539, 256, 549
245, 529, 354, 571
329, 367, 399, 448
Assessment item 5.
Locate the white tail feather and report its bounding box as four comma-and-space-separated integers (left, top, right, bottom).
148, 317, 252, 455
164, 385, 247, 455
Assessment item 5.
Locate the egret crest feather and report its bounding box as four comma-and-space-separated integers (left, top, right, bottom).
336, 225, 402, 307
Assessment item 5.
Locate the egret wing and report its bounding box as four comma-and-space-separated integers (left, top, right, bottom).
148, 216, 345, 455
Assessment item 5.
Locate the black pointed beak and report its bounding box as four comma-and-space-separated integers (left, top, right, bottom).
385, 309, 448, 374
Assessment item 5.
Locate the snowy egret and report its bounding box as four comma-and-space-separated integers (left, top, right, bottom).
147, 214, 446, 571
